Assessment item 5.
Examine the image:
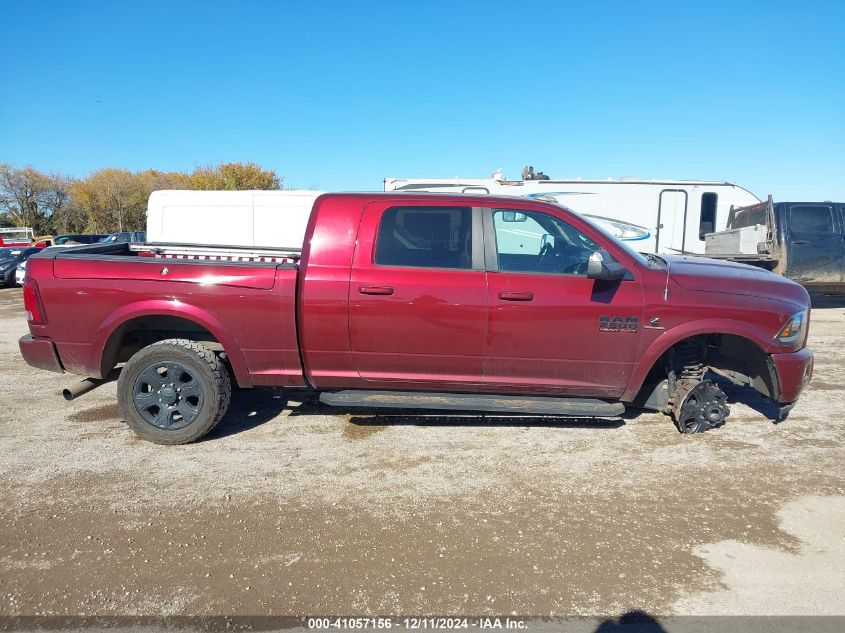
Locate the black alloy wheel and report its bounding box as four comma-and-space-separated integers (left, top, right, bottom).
117, 339, 231, 444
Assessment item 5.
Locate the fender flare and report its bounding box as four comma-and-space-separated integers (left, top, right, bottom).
94, 299, 252, 387
621, 318, 775, 401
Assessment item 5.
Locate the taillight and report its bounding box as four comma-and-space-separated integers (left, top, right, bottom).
23, 279, 45, 324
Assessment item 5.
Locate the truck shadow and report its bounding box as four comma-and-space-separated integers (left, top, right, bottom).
213, 383, 801, 440
204, 388, 292, 440
711, 375, 783, 422
342, 412, 626, 430
209, 379, 795, 439
211, 387, 629, 436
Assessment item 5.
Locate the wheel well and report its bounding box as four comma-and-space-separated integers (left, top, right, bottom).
706, 333, 778, 399
101, 315, 225, 378
632, 333, 778, 410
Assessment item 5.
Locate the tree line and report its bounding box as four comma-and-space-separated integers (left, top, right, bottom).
0, 162, 282, 236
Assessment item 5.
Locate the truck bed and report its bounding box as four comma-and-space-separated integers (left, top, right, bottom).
29, 242, 305, 387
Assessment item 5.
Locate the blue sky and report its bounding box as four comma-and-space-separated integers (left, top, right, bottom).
2, 0, 843, 200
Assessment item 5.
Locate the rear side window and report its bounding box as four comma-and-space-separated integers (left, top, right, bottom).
699, 192, 718, 239
789, 205, 835, 234
375, 206, 473, 269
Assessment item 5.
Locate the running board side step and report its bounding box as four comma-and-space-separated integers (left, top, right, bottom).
319, 390, 625, 417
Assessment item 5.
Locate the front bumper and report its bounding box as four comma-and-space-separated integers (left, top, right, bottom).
19, 335, 64, 373
770, 347, 813, 404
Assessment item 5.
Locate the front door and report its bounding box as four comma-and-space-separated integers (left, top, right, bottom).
348, 201, 487, 388
656, 189, 689, 253
483, 207, 644, 397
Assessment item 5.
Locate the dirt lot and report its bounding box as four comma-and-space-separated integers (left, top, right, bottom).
0, 286, 843, 617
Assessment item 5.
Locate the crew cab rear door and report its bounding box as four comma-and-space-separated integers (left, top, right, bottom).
482, 206, 644, 397
348, 201, 487, 387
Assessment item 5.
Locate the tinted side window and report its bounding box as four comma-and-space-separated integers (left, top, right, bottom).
699, 192, 718, 239
789, 205, 835, 234
375, 206, 473, 269
492, 209, 598, 275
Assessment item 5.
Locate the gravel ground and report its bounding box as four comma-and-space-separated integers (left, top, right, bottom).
0, 286, 843, 617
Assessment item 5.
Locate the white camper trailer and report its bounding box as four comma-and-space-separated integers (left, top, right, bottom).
384, 175, 761, 255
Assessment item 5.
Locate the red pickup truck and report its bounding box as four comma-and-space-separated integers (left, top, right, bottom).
19, 193, 813, 443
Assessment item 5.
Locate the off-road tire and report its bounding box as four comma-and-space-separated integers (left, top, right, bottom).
117, 339, 231, 444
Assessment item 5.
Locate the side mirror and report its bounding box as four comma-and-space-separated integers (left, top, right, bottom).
587, 250, 628, 281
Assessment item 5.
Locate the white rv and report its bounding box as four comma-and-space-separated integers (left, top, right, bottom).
384, 175, 761, 255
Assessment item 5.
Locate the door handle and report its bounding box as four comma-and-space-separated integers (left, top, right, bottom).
359, 285, 394, 296
792, 240, 809, 246
498, 291, 534, 301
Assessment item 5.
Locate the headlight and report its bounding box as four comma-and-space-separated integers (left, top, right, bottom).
775, 309, 808, 346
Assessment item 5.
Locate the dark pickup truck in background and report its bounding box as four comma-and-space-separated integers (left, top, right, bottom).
705, 197, 845, 294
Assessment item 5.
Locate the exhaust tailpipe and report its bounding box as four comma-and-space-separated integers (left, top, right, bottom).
62, 370, 120, 401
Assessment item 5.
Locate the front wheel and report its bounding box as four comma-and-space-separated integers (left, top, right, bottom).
117, 339, 231, 444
